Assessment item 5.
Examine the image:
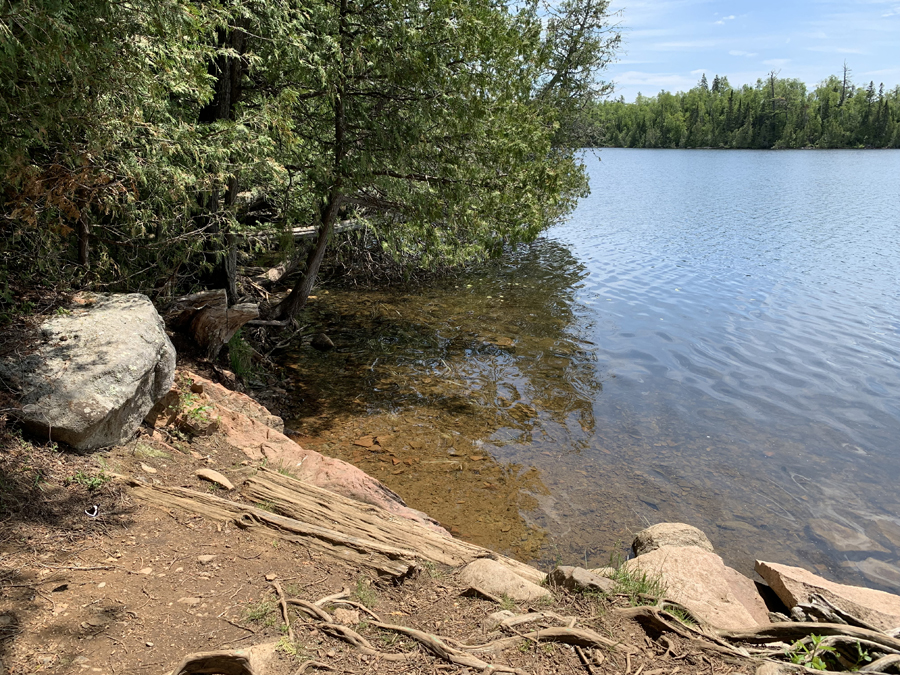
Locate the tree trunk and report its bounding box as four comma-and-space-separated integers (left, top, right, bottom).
270, 0, 349, 322
271, 197, 340, 320
77, 220, 90, 269
198, 24, 246, 304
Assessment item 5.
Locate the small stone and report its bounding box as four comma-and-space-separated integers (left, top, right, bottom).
265, 574, 277, 581
139, 567, 153, 575
190, 382, 204, 394
482, 610, 515, 632
550, 566, 616, 594
353, 436, 375, 448
140, 463, 157, 474
146, 642, 154, 647
333, 608, 360, 626
190, 451, 203, 460
197, 554, 217, 565
0, 615, 13, 627
326, 650, 336, 658
178, 597, 201, 606
195, 468, 234, 491
97, 582, 106, 588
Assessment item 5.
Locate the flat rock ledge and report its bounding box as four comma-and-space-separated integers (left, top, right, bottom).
756, 560, 900, 633
0, 293, 175, 449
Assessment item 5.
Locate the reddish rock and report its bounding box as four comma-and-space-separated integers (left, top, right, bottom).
180, 370, 444, 534
756, 560, 900, 632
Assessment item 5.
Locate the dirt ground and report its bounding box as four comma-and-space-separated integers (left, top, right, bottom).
0, 358, 759, 675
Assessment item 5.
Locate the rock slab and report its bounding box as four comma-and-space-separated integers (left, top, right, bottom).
459, 558, 551, 603
195, 468, 235, 491
0, 293, 175, 449
632, 522, 715, 556
756, 560, 900, 632
178, 370, 443, 533
625, 545, 768, 630
550, 566, 616, 594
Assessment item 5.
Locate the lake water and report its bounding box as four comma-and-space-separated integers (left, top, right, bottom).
283, 148, 900, 590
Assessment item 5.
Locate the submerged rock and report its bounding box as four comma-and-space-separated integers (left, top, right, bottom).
632, 522, 715, 557
756, 560, 900, 632
808, 518, 889, 553
1, 293, 175, 450
855, 559, 900, 592
310, 333, 334, 351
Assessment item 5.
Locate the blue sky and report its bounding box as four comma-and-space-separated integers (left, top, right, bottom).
604, 0, 900, 101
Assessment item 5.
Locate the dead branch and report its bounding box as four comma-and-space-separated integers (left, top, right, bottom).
270, 580, 294, 641
369, 621, 527, 674
319, 622, 413, 662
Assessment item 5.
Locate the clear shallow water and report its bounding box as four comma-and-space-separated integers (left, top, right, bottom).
285, 149, 900, 588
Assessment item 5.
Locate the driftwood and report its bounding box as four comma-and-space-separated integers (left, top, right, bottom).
236, 220, 362, 244
166, 289, 259, 359
127, 468, 543, 584
243, 468, 545, 584
127, 479, 413, 577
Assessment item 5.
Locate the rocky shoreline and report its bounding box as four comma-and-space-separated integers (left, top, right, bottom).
4, 292, 900, 674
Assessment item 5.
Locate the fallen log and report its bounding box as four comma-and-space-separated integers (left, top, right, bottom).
165, 289, 259, 359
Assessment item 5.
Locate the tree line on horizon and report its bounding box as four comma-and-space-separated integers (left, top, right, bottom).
0, 0, 619, 323
586, 69, 900, 149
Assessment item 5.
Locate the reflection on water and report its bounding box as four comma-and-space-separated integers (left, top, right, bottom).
284, 149, 900, 592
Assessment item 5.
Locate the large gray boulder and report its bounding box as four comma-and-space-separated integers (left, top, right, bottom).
1, 293, 175, 449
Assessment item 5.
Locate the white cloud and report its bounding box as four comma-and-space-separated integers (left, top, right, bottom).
882, 5, 900, 16
715, 14, 736, 24
729, 50, 758, 57
764, 58, 792, 67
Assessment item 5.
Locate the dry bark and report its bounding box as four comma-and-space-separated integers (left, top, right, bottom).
165, 289, 259, 358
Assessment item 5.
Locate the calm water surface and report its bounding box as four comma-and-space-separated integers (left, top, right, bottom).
284, 149, 900, 589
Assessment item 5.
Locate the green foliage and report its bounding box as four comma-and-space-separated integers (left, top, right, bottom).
589, 71, 900, 149
228, 330, 255, 379
1, 0, 619, 305
275, 636, 305, 658
243, 599, 277, 626
67, 470, 110, 492
606, 552, 666, 606
787, 634, 838, 671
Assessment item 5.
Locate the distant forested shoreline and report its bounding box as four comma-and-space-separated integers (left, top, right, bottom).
587, 71, 900, 149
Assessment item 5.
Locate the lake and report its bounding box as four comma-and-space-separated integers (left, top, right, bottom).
282, 148, 900, 590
